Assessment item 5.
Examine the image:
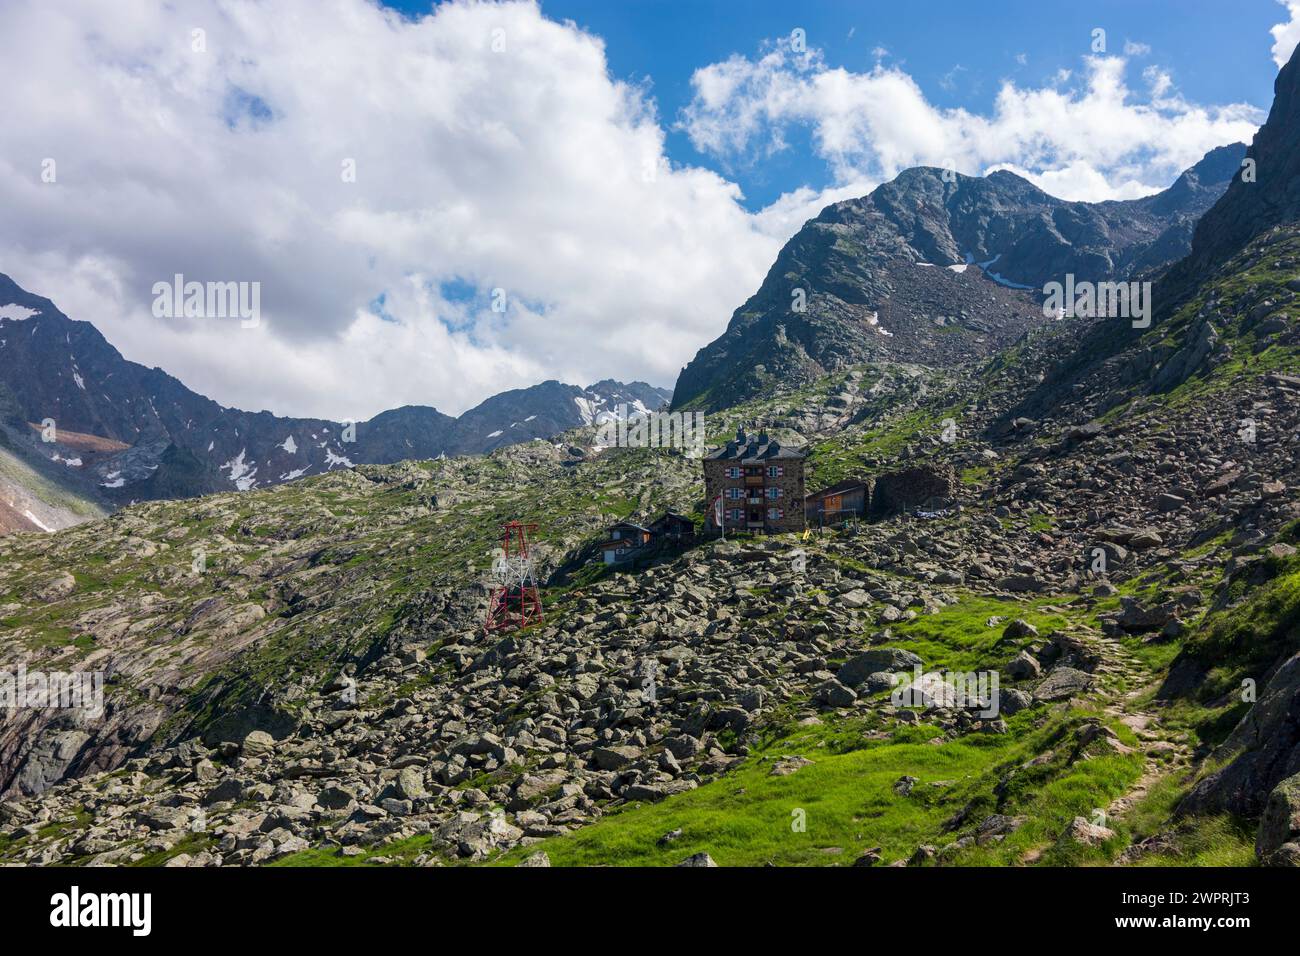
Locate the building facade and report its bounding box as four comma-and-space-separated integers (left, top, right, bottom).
703, 428, 806, 534
805, 478, 871, 525
600, 521, 653, 565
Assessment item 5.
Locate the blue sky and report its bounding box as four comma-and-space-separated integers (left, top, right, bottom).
384, 0, 1289, 209
4, 0, 1297, 419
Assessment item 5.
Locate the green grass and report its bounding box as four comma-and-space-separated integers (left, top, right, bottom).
886, 594, 1078, 673
489, 708, 1141, 867
1180, 553, 1300, 702
1114, 772, 1257, 866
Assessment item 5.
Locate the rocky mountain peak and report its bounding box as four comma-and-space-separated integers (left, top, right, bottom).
672, 145, 1246, 410
1166, 42, 1300, 285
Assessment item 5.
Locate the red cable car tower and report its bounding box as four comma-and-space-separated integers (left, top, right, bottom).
484, 521, 544, 633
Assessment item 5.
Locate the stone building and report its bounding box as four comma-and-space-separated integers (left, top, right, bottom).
703, 428, 806, 534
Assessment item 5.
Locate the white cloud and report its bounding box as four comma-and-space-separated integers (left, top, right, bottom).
0, 0, 782, 419
680, 44, 1262, 202
0, 2, 1274, 426
1272, 1, 1300, 68
1123, 40, 1152, 57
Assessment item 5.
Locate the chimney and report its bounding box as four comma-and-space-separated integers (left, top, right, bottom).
735, 425, 746, 443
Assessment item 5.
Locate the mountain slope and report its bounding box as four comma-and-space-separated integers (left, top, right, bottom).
1167, 53, 1300, 287
672, 145, 1245, 411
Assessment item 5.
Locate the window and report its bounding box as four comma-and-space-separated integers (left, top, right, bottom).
766, 487, 783, 500
766, 465, 784, 478
728, 508, 744, 521
726, 466, 741, 479
727, 487, 743, 500
767, 507, 785, 521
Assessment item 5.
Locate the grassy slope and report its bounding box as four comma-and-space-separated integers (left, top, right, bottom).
0, 443, 106, 521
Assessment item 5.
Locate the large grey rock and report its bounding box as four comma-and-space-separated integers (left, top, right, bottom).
838, 648, 924, 687
1061, 816, 1115, 846
240, 730, 275, 757
396, 767, 428, 801
592, 746, 640, 771
1005, 651, 1041, 681
1034, 667, 1095, 702
1180, 650, 1300, 820
813, 680, 858, 708
1257, 772, 1300, 864
203, 778, 245, 805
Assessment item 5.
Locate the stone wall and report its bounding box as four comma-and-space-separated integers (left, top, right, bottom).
870, 464, 956, 517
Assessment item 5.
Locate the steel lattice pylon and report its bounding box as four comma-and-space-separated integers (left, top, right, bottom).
484, 521, 543, 633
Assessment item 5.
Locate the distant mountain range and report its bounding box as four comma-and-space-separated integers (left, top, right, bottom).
0, 141, 1250, 529
0, 274, 669, 531
671, 144, 1247, 410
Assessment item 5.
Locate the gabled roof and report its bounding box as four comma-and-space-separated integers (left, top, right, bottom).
650, 511, 693, 525
609, 520, 651, 534
705, 429, 806, 462
807, 478, 870, 500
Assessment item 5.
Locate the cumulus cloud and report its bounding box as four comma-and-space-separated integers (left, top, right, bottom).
0, 2, 1273, 423
0, 0, 782, 419
1272, 1, 1300, 68
679, 43, 1262, 203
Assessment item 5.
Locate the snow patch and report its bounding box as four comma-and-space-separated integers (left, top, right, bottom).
279, 435, 298, 454
323, 448, 354, 469
280, 467, 308, 481
73, 371, 85, 390
985, 271, 1034, 290
221, 448, 259, 491
0, 304, 39, 322
573, 395, 600, 426
865, 311, 894, 337
23, 510, 54, 532
486, 429, 503, 438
